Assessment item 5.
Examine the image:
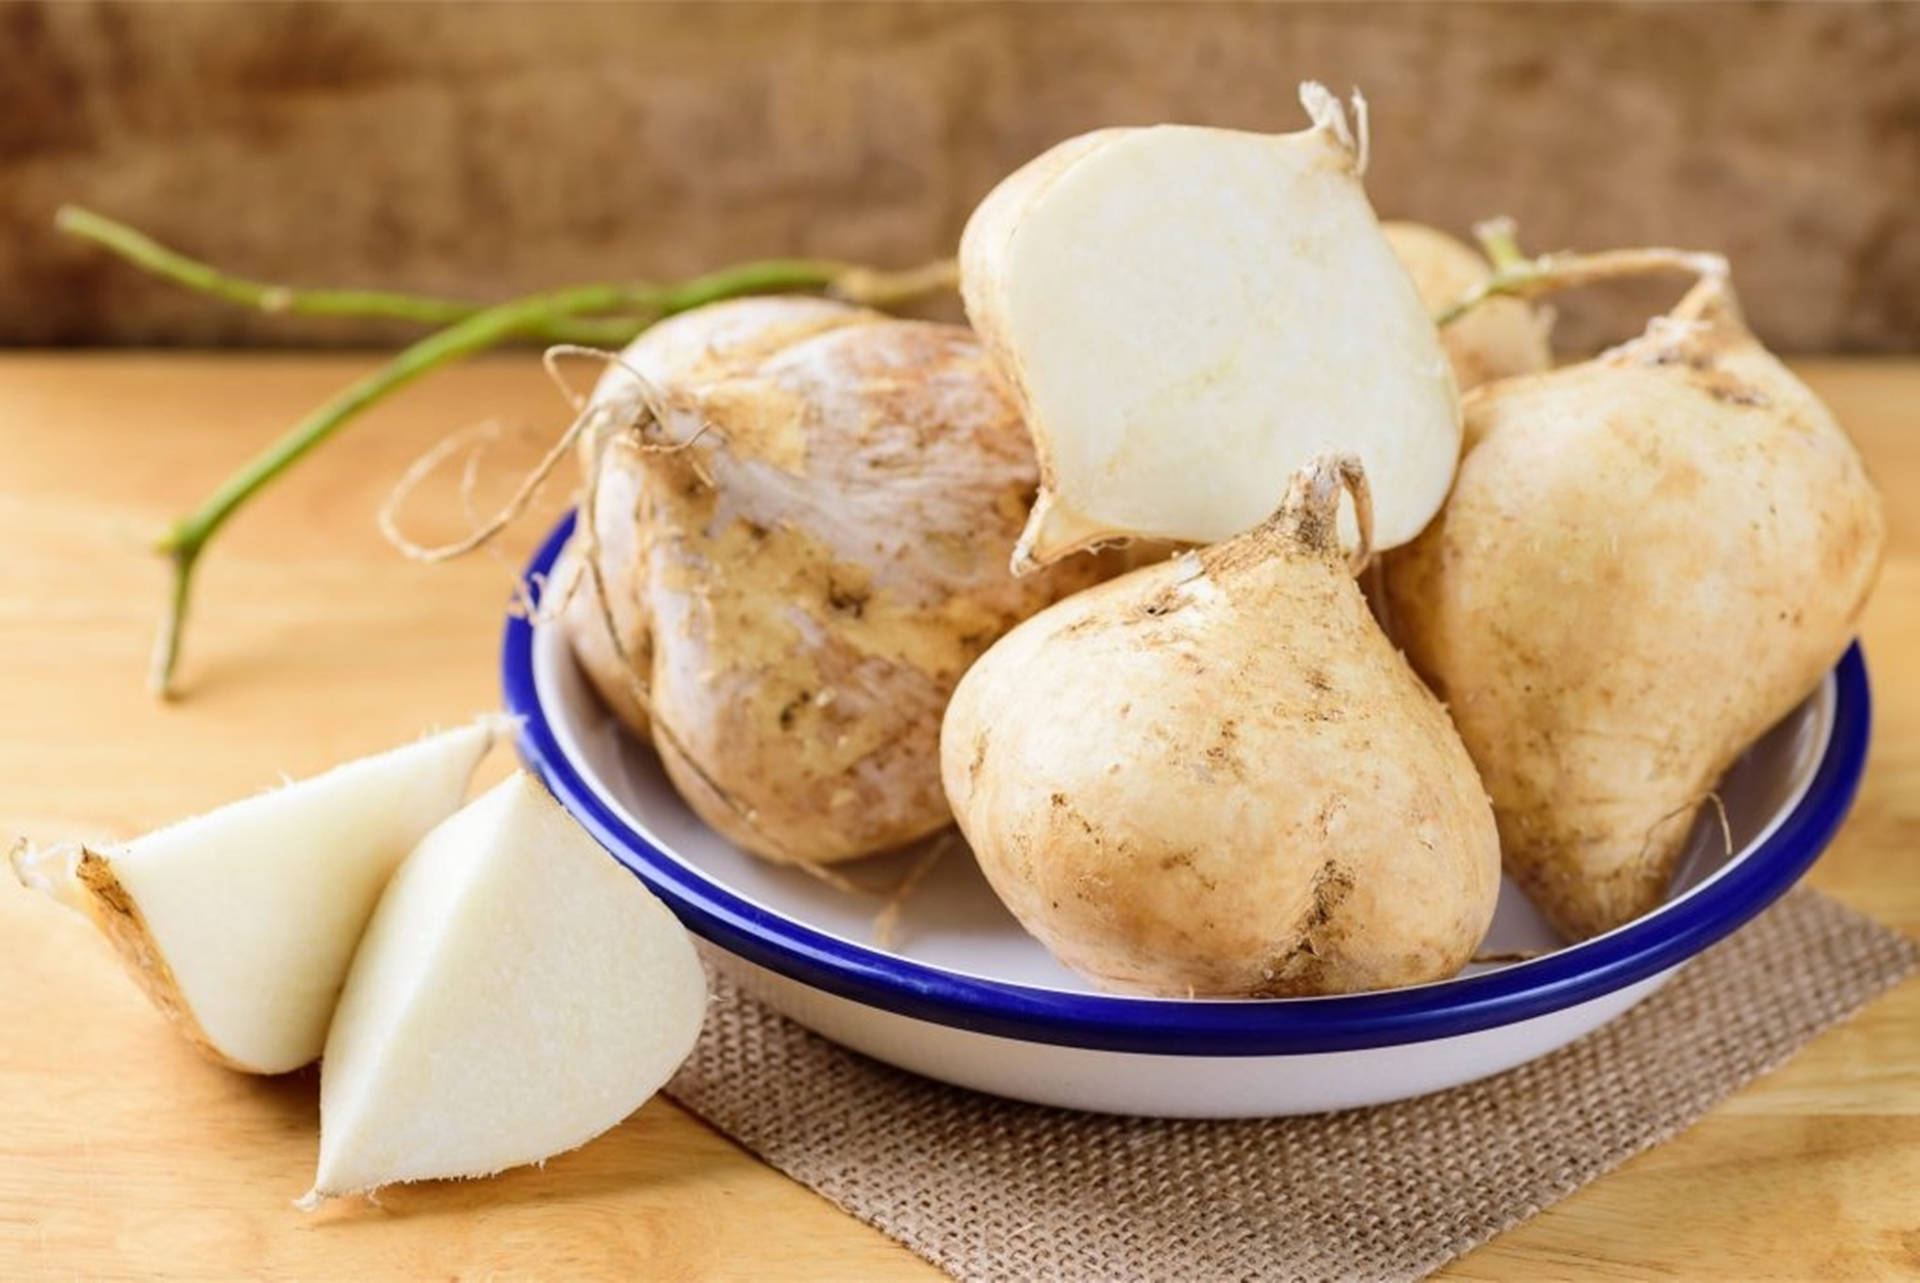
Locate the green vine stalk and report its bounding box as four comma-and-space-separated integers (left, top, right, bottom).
1436, 218, 1727, 327
57, 207, 958, 697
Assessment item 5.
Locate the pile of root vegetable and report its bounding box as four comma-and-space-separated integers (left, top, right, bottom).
21, 81, 1884, 1199
555, 83, 1882, 990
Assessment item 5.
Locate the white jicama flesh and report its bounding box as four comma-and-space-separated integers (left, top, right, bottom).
307, 772, 707, 1202
960, 83, 1461, 569
9, 718, 504, 1074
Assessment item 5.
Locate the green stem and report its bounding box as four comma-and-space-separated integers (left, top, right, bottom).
149, 281, 650, 696
57, 205, 649, 346
57, 205, 958, 344
134, 251, 958, 698
1434, 243, 1729, 329
1472, 217, 1527, 274
62, 203, 962, 696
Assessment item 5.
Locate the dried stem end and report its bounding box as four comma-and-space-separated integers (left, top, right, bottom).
1207, 453, 1373, 578
1275, 453, 1374, 572
1297, 81, 1370, 175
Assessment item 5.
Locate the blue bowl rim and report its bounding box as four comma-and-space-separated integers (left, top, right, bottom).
503, 513, 1872, 1057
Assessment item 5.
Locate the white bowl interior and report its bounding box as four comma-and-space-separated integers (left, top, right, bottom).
531, 618, 1835, 994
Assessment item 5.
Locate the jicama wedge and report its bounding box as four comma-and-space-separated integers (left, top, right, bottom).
10, 717, 505, 1073
960, 83, 1461, 569
307, 772, 707, 1202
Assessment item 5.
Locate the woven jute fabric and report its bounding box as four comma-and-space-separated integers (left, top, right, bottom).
666, 888, 1916, 1283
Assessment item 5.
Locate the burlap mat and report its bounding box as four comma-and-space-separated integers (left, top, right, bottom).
666, 888, 1915, 1282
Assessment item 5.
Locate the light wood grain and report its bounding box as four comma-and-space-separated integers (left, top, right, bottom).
1, 354, 1914, 1281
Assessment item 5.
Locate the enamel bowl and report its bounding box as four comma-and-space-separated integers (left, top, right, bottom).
504, 516, 1870, 1118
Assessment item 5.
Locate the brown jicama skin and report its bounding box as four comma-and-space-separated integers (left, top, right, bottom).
941, 456, 1501, 997
1382, 274, 1884, 940
1383, 221, 1553, 391
564, 297, 1112, 866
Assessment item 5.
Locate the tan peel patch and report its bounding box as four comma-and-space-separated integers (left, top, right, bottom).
689, 380, 812, 476
73, 849, 246, 1072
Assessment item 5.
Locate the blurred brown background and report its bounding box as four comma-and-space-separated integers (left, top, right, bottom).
4, 1, 1917, 354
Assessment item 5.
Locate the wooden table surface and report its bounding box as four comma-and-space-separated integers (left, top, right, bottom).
2, 353, 1916, 1281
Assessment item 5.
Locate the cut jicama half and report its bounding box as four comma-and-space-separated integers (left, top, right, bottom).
9, 717, 506, 1074
307, 772, 707, 1202
960, 83, 1461, 569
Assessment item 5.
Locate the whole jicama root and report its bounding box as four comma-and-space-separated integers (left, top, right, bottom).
942, 456, 1501, 997
1384, 221, 1553, 391
1382, 268, 1884, 940
563, 297, 1113, 866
